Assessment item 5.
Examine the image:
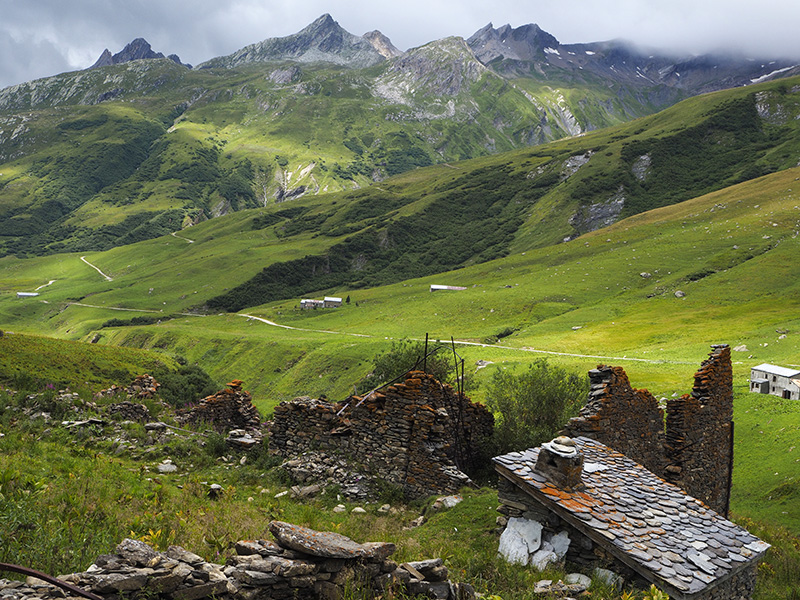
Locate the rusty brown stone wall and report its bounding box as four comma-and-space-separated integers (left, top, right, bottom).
178, 384, 262, 432
563, 345, 733, 515
665, 345, 733, 516
270, 371, 494, 499
563, 365, 666, 476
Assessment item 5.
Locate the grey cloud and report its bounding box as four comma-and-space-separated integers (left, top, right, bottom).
1, 0, 799, 89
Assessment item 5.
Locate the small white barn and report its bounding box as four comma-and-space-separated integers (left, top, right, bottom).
750, 363, 800, 399
323, 296, 342, 308
16, 292, 40, 298
430, 284, 467, 292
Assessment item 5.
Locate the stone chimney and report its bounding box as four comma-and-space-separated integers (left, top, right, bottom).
533, 436, 585, 491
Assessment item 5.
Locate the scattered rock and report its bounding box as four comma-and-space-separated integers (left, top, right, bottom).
431, 495, 462, 511
157, 459, 178, 473
733, 345, 749, 352
674, 290, 686, 298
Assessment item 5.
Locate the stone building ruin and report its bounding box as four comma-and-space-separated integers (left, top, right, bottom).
492, 344, 767, 599
270, 371, 494, 499
563, 344, 733, 515
494, 436, 769, 600
177, 379, 262, 433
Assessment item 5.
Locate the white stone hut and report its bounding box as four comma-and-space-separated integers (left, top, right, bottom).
323, 296, 342, 308
750, 363, 800, 399
300, 299, 324, 309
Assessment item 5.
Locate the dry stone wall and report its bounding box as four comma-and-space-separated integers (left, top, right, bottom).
0, 521, 475, 600
270, 371, 494, 499
563, 345, 733, 515
664, 345, 734, 516
177, 380, 262, 433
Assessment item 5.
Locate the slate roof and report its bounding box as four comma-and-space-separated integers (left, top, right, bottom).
494, 436, 770, 599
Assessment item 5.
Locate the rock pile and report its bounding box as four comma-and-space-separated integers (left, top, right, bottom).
177, 380, 262, 433
105, 401, 152, 422
0, 522, 475, 600
271, 371, 494, 499
96, 375, 160, 402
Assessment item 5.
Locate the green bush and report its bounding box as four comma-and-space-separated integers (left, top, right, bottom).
486, 359, 588, 454
357, 339, 465, 394
152, 365, 218, 408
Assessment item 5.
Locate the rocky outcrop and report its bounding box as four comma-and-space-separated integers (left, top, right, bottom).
467, 22, 560, 64
0, 523, 475, 600
374, 37, 489, 106
89, 38, 189, 69
363, 31, 403, 59
198, 14, 385, 70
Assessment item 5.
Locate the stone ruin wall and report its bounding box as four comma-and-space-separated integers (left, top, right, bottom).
563, 344, 733, 515
270, 371, 494, 499
177, 380, 262, 433
665, 345, 734, 517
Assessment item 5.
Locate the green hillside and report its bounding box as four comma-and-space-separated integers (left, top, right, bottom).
0, 77, 798, 403
0, 47, 713, 258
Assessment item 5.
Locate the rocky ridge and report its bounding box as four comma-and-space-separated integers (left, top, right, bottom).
90, 38, 190, 69
198, 14, 388, 70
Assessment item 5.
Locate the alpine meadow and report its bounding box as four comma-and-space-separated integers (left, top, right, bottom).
2, 13, 800, 600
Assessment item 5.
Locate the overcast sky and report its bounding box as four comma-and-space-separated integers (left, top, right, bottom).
2, 0, 799, 90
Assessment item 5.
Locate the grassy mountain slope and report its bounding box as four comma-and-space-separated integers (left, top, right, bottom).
4, 46, 790, 258
1, 77, 799, 403
2, 164, 800, 542
2, 159, 799, 404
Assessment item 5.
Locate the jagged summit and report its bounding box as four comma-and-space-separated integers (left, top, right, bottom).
467, 22, 560, 63
89, 38, 190, 69
363, 30, 403, 59
198, 14, 386, 70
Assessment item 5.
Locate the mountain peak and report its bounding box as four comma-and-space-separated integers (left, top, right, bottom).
199, 14, 385, 69
301, 13, 338, 35
467, 22, 560, 63
89, 38, 189, 69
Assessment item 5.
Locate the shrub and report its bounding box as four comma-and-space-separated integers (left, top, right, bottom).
357, 339, 462, 394
152, 365, 218, 408
486, 359, 588, 454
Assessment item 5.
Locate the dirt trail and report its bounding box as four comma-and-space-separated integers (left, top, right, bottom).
171, 231, 194, 243
238, 314, 692, 365
80, 256, 113, 281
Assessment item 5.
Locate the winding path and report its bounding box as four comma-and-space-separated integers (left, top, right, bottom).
237, 314, 692, 365
171, 231, 194, 243
35, 279, 56, 291
80, 256, 113, 281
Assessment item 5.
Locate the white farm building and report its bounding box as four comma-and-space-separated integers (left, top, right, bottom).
750, 363, 800, 399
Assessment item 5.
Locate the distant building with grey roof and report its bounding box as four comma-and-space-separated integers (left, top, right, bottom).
750, 363, 800, 399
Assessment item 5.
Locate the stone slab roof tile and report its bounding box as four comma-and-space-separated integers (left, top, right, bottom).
493, 436, 770, 599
